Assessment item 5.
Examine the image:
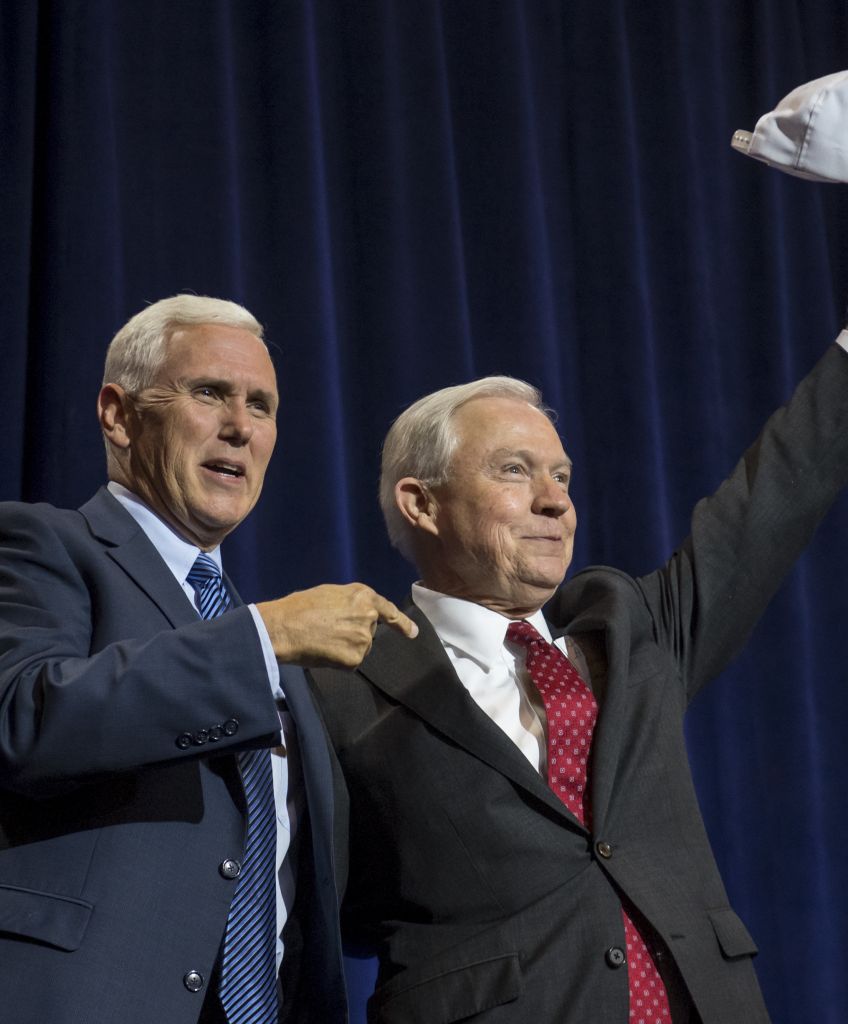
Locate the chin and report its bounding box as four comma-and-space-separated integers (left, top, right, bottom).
189, 513, 244, 547
513, 577, 562, 603
198, 501, 249, 528
524, 563, 568, 590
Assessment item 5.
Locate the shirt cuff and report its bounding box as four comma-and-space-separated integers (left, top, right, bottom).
249, 603, 284, 700
836, 329, 848, 354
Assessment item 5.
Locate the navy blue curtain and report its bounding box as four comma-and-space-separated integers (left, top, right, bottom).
3, 2, 848, 1020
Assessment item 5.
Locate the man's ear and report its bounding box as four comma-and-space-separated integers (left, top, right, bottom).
395, 478, 439, 536
97, 384, 133, 451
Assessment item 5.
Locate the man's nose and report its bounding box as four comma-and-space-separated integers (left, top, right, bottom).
531, 476, 570, 516
220, 401, 254, 443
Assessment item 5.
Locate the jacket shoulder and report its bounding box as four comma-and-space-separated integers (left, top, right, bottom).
0, 500, 90, 541
548, 564, 648, 621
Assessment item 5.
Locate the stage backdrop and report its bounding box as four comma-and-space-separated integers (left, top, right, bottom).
3, 2, 848, 1021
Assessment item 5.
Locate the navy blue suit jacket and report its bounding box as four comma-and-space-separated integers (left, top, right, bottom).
0, 488, 348, 1024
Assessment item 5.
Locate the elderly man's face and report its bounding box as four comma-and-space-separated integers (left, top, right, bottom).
123, 323, 278, 550
424, 396, 576, 616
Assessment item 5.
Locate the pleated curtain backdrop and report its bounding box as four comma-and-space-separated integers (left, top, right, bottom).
2, 2, 848, 1020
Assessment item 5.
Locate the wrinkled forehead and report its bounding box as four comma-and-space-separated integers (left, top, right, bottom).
451, 395, 567, 461
161, 322, 276, 379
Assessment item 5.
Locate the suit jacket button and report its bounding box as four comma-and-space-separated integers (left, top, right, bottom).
193, 729, 209, 745
606, 946, 626, 968
596, 841, 613, 859
208, 725, 223, 742
222, 718, 239, 736
176, 733, 193, 750
183, 971, 204, 992
220, 859, 242, 880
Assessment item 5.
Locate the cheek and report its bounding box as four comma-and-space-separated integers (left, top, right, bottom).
480, 523, 521, 567
479, 492, 524, 526
567, 506, 577, 533
164, 415, 211, 473
160, 437, 187, 476
254, 431, 277, 474
466, 499, 522, 550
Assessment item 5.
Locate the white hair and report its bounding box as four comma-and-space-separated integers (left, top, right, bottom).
379, 376, 552, 562
103, 294, 264, 393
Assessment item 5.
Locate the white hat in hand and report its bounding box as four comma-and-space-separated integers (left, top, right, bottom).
731, 70, 848, 183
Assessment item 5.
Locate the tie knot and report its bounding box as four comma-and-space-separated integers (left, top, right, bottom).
187, 553, 231, 619
506, 620, 545, 648
187, 552, 221, 589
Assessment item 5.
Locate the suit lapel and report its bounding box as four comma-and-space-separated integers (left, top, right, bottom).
79, 487, 200, 628
280, 664, 334, 853
360, 603, 586, 829
546, 576, 634, 837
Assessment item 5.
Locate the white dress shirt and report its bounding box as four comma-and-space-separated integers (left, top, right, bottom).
107, 482, 297, 975
411, 583, 591, 776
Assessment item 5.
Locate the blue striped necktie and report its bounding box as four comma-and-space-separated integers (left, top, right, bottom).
187, 553, 278, 1024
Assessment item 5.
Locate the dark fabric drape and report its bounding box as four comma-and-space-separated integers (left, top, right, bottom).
3, 2, 848, 1021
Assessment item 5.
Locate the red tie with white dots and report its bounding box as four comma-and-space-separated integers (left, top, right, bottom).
506, 620, 671, 1023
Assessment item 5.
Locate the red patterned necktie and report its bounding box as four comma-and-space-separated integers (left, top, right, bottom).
506, 620, 671, 1023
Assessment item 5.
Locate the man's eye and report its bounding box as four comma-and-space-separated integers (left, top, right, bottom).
504, 465, 524, 475
194, 386, 219, 400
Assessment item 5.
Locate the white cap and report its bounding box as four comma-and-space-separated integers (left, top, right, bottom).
731, 70, 848, 183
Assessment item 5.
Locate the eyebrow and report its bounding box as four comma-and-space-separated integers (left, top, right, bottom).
491, 447, 573, 471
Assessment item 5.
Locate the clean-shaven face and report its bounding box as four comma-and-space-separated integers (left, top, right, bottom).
424, 396, 576, 616
124, 322, 278, 549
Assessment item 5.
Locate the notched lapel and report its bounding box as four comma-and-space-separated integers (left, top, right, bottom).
546, 572, 641, 834
360, 604, 588, 830
280, 664, 341, 892
80, 488, 198, 629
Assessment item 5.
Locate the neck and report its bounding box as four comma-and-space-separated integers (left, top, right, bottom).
416, 578, 549, 619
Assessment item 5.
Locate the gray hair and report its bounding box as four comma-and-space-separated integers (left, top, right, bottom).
379, 376, 552, 562
103, 294, 264, 393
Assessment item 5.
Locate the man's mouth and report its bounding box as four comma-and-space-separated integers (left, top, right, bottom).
203, 461, 246, 479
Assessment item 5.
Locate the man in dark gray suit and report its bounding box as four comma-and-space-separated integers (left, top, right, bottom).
0, 294, 417, 1024
310, 329, 848, 1024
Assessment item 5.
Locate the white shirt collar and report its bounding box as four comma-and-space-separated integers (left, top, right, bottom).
411, 582, 553, 670
107, 481, 221, 586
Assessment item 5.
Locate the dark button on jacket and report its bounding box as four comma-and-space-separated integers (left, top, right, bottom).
183, 971, 204, 993
606, 946, 626, 968
219, 859, 241, 880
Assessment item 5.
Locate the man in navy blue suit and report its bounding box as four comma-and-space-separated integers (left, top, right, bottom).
0, 294, 417, 1024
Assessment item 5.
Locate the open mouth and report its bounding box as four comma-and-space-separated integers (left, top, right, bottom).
203, 461, 245, 479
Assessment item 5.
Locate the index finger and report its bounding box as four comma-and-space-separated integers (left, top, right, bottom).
374, 595, 419, 638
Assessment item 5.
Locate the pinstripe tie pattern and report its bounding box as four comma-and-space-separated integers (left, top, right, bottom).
187, 553, 278, 1024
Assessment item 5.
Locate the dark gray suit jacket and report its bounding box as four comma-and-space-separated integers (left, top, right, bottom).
0, 488, 348, 1024
309, 343, 848, 1024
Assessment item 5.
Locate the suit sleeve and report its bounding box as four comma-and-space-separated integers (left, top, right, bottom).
635, 341, 848, 699
0, 504, 281, 795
